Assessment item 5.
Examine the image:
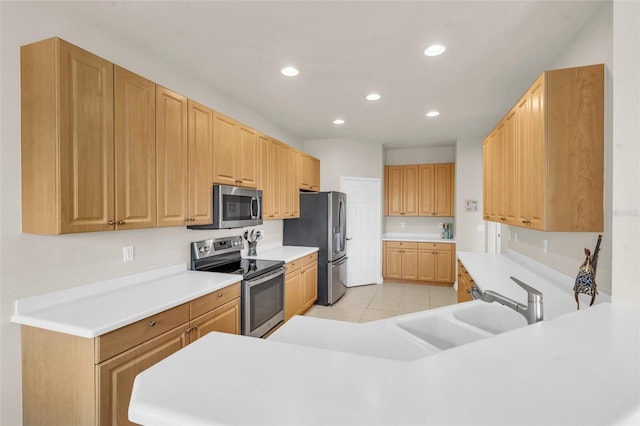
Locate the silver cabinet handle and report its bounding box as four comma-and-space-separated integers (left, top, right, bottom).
148, 320, 157, 327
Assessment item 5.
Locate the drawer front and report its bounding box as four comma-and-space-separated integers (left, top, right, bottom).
419, 242, 454, 251
286, 259, 302, 273
303, 252, 318, 266
190, 282, 241, 319
385, 241, 418, 250
96, 303, 190, 363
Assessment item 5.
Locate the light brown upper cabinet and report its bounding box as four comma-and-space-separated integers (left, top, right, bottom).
419, 163, 455, 216
483, 64, 604, 231
385, 163, 454, 217
20, 37, 157, 234
385, 165, 419, 216
186, 100, 214, 225
212, 112, 258, 188
298, 152, 321, 192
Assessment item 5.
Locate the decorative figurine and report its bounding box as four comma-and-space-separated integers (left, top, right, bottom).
573, 234, 602, 309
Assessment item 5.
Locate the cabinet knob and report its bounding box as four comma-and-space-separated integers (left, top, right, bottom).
148, 320, 157, 327
108, 220, 115, 225
217, 292, 223, 298
466, 289, 471, 294
432, 212, 437, 216
117, 219, 125, 225
484, 215, 489, 219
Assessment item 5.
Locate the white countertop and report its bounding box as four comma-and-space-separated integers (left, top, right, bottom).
11, 264, 241, 338
382, 232, 456, 243
129, 302, 640, 425
244, 245, 319, 263
457, 251, 611, 319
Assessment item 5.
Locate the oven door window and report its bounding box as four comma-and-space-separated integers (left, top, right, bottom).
248, 274, 284, 333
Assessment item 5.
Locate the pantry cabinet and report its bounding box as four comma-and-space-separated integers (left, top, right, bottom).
483, 64, 604, 231
385, 163, 454, 218
284, 252, 318, 321
21, 283, 240, 426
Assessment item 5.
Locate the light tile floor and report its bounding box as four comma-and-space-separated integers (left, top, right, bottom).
304, 281, 458, 323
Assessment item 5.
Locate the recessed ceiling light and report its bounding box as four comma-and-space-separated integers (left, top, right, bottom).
333, 119, 345, 125
423, 44, 446, 57
281, 66, 299, 77
426, 111, 440, 117
366, 93, 381, 101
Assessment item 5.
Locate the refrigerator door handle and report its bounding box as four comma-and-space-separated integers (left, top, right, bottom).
332, 256, 348, 266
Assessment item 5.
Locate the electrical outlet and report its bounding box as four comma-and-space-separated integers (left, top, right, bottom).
438, 222, 443, 228
123, 246, 134, 262
543, 240, 548, 254
507, 230, 511, 240
514, 232, 518, 242
400, 222, 405, 229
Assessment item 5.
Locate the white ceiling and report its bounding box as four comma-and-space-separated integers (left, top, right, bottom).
44, 1, 606, 148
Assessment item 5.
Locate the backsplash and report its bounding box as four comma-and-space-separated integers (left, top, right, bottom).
385, 216, 454, 236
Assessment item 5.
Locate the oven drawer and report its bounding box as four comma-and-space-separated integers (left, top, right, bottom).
190, 282, 241, 318
95, 303, 190, 363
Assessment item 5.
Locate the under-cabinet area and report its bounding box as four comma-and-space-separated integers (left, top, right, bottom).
20, 37, 320, 235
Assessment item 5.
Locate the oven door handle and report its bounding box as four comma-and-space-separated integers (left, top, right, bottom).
244, 266, 286, 287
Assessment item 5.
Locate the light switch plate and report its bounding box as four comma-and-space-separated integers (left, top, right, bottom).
123, 246, 134, 262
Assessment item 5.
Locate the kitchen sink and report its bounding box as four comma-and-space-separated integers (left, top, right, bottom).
453, 301, 528, 334
392, 300, 529, 351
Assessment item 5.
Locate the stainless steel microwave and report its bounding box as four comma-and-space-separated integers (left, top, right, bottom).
189, 185, 262, 229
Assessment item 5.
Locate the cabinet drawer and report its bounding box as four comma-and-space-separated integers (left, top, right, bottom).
303, 252, 318, 266
419, 242, 454, 251
286, 259, 302, 273
190, 282, 241, 319
96, 303, 189, 363
385, 241, 418, 250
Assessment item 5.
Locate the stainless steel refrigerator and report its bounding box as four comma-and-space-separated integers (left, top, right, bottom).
283, 191, 347, 305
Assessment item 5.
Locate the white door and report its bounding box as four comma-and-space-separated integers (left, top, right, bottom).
340, 176, 382, 287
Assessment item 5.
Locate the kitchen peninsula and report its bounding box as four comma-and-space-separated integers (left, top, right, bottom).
128, 252, 639, 426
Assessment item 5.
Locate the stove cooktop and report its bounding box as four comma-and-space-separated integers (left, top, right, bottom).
198, 258, 284, 280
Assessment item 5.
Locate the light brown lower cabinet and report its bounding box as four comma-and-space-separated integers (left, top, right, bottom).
285, 252, 318, 321
383, 241, 455, 285
457, 260, 475, 303
21, 283, 240, 426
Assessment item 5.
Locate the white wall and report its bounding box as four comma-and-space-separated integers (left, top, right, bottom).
304, 138, 384, 191
611, 0, 640, 307
0, 3, 298, 424
454, 138, 486, 252
500, 2, 613, 294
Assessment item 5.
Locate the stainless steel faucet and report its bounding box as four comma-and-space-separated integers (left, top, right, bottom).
470, 277, 544, 324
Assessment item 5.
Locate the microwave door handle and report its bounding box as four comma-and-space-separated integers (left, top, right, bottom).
251, 197, 259, 219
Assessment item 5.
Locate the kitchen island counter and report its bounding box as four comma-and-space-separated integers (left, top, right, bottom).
129, 301, 640, 425
383, 232, 456, 243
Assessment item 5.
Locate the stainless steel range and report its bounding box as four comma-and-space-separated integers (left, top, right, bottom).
191, 236, 285, 338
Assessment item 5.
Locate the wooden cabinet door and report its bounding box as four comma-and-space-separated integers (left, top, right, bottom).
502, 112, 517, 225
418, 164, 435, 216
114, 66, 156, 230
301, 261, 318, 311
213, 112, 239, 186
385, 166, 404, 216
525, 76, 546, 230
58, 40, 115, 234
189, 298, 241, 343
402, 248, 418, 280
434, 250, 453, 282
417, 250, 435, 281
310, 156, 320, 191
269, 138, 283, 219
238, 124, 258, 188
187, 100, 214, 225
402, 165, 419, 216
156, 86, 188, 227
97, 325, 188, 426
285, 269, 303, 321
434, 163, 453, 216
288, 148, 300, 218
278, 143, 291, 218
483, 133, 499, 222
298, 152, 311, 190
384, 247, 403, 279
